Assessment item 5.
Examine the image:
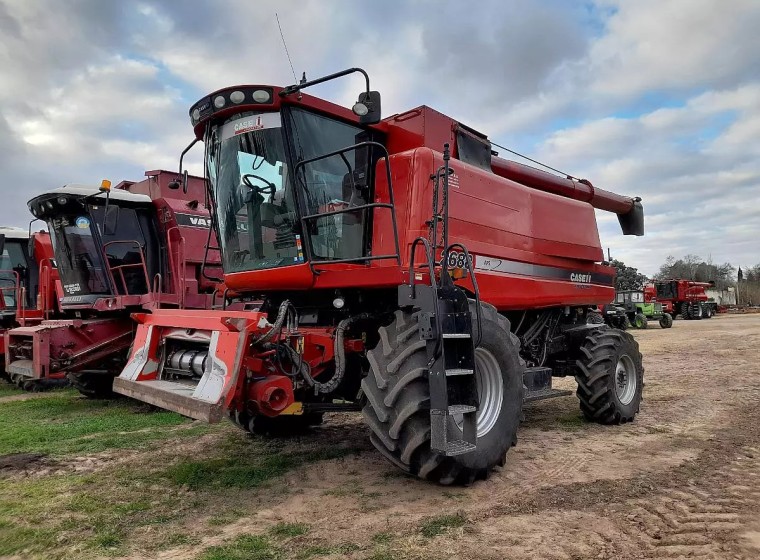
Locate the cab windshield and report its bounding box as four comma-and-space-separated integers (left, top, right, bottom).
0, 239, 29, 311
207, 109, 376, 273
49, 204, 156, 298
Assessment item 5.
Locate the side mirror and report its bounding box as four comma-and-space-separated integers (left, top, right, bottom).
353, 90, 382, 125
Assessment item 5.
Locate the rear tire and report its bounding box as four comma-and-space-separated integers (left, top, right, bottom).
362, 301, 523, 485
659, 313, 673, 329
703, 305, 713, 319
575, 328, 643, 424
68, 371, 116, 399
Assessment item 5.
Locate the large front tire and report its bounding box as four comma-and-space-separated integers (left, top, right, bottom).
575, 328, 643, 424
362, 302, 523, 485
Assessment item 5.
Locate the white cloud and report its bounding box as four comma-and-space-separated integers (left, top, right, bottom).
0, 0, 758, 278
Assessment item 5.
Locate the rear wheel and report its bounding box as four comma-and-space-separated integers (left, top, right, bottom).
68, 371, 117, 399
704, 305, 713, 319
659, 313, 673, 329
362, 301, 523, 485
575, 328, 643, 424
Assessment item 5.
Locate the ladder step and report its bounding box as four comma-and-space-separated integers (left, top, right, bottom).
445, 440, 477, 456
445, 368, 474, 376
442, 333, 470, 339
448, 404, 476, 414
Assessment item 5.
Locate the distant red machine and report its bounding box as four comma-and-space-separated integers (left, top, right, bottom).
652, 279, 715, 320
5, 171, 222, 394
0, 228, 59, 382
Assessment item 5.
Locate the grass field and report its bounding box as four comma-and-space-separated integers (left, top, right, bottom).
0, 384, 364, 559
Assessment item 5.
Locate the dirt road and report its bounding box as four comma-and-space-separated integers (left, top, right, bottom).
199, 314, 760, 560
2, 314, 759, 560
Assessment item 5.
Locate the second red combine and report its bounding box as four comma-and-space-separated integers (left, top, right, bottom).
114, 69, 646, 484
5, 172, 221, 394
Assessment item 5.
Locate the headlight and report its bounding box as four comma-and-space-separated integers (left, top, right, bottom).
252, 89, 271, 103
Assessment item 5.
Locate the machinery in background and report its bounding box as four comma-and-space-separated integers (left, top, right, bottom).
5, 171, 222, 394
0, 228, 59, 386
653, 279, 715, 320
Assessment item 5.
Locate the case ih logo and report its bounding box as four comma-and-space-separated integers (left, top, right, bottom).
570, 273, 592, 283
234, 116, 265, 135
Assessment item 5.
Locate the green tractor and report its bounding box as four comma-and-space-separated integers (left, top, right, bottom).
614, 290, 673, 329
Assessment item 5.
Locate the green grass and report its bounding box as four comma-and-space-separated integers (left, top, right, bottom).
554, 411, 588, 431
198, 534, 279, 560
0, 379, 19, 397
269, 522, 309, 538
371, 531, 393, 544
163, 446, 359, 490
419, 513, 467, 537
0, 392, 206, 456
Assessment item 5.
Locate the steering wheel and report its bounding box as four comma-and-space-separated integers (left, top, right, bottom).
242, 174, 276, 201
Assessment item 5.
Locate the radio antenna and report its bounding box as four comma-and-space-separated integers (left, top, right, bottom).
276, 13, 298, 83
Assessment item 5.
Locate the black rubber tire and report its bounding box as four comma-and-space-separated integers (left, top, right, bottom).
659, 313, 673, 329
681, 304, 691, 320
633, 313, 648, 329
587, 311, 604, 325
68, 371, 116, 399
703, 305, 713, 319
691, 303, 703, 320
229, 409, 324, 436
362, 301, 524, 485
575, 328, 643, 424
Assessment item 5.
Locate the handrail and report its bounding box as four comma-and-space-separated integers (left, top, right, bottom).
294, 141, 401, 274
0, 269, 21, 315
153, 273, 162, 308
164, 226, 186, 307
102, 240, 151, 297
37, 257, 55, 319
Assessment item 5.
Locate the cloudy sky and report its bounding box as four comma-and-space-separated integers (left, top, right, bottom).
1, 0, 758, 276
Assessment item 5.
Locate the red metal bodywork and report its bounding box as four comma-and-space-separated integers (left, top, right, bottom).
114, 83, 644, 423
0, 232, 59, 376
5, 171, 222, 383
653, 279, 711, 315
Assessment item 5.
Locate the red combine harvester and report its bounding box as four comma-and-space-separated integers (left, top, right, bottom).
114, 69, 645, 484
653, 279, 715, 320
0, 227, 59, 384
5, 171, 221, 394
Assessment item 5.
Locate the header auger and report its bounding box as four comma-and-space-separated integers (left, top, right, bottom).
114, 68, 645, 484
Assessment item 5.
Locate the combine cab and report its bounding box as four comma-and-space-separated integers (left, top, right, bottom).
114, 69, 646, 484
5, 172, 221, 394
0, 228, 58, 385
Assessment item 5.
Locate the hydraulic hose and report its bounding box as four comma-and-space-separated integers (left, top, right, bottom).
252, 300, 295, 345
299, 313, 372, 395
